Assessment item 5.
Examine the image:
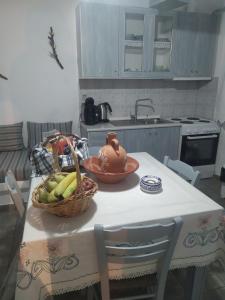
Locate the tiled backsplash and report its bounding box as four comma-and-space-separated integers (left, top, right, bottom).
195, 78, 218, 119
80, 78, 218, 120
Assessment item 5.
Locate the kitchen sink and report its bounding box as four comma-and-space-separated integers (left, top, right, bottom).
110, 118, 173, 127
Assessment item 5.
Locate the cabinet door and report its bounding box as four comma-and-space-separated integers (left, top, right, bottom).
172, 12, 218, 78
76, 3, 119, 78
193, 15, 218, 77
153, 127, 180, 162
122, 127, 180, 162
172, 12, 198, 77
119, 8, 154, 78
122, 129, 152, 152
88, 131, 124, 147
151, 14, 174, 79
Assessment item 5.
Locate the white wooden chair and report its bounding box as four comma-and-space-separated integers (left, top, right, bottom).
94, 217, 183, 300
163, 155, 200, 186
0, 170, 26, 300
5, 170, 25, 217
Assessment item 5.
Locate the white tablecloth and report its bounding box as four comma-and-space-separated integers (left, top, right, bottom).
16, 153, 225, 300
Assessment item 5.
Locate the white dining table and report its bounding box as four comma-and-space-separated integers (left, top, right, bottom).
15, 152, 224, 300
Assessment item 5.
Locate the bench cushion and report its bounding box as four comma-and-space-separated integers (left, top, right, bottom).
27, 121, 73, 149
0, 122, 24, 152
0, 150, 31, 183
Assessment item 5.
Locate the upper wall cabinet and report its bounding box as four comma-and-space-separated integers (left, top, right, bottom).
75, 3, 218, 80
76, 2, 119, 78
152, 14, 174, 78
119, 8, 154, 78
171, 12, 218, 79
118, 9, 174, 79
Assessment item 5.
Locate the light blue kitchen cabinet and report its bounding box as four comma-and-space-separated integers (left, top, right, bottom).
172, 12, 218, 78
122, 126, 180, 162
193, 14, 218, 77
121, 128, 151, 152
119, 7, 155, 78
118, 8, 174, 79
76, 3, 218, 80
81, 125, 181, 163
151, 14, 174, 79
81, 130, 125, 148
76, 2, 119, 78
150, 126, 181, 161
172, 13, 198, 77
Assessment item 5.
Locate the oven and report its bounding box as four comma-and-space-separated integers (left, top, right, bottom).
180, 133, 219, 178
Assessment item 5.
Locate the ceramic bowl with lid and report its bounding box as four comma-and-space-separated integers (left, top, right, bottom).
140, 175, 162, 193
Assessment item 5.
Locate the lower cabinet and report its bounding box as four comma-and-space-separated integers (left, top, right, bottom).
122, 126, 181, 162
82, 126, 181, 163
83, 130, 125, 147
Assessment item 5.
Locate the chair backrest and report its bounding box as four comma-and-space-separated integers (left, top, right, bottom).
5, 170, 25, 218
163, 155, 200, 186
94, 217, 183, 300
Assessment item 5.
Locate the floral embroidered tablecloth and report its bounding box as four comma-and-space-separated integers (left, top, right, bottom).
15, 153, 225, 300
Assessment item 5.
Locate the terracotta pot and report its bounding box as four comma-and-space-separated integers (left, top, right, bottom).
99, 132, 127, 173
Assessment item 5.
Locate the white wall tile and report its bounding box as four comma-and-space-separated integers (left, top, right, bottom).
80, 79, 217, 119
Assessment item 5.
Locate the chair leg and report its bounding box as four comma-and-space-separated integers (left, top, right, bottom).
87, 287, 93, 300
191, 266, 207, 300
87, 286, 99, 300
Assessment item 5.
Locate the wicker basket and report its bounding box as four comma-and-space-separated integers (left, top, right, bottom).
32, 136, 98, 217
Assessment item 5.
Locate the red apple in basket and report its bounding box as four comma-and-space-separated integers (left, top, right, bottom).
52, 137, 74, 155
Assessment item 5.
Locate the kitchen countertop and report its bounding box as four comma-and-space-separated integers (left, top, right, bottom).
80, 120, 181, 132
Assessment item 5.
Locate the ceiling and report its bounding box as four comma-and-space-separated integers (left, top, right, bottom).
149, 0, 225, 13
187, 0, 225, 13
83, 0, 225, 12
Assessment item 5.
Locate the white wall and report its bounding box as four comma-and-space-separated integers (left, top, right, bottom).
0, 0, 80, 146
214, 12, 225, 175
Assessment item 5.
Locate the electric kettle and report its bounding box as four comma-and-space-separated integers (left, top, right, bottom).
97, 102, 112, 122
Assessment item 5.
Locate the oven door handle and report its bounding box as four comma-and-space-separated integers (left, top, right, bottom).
187, 134, 218, 140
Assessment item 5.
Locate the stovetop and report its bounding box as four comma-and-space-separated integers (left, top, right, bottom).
169, 117, 220, 135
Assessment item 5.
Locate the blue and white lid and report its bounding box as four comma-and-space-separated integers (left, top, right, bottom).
140, 175, 162, 193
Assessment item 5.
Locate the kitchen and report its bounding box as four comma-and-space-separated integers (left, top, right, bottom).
76, 3, 225, 297
78, 0, 222, 180
0, 0, 225, 300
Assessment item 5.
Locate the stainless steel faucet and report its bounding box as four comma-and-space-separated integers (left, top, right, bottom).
133, 98, 155, 121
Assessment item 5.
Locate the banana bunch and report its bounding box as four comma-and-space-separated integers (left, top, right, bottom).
38, 172, 78, 203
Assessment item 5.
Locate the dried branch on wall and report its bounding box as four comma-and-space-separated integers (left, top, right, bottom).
0, 74, 8, 80
48, 26, 64, 70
